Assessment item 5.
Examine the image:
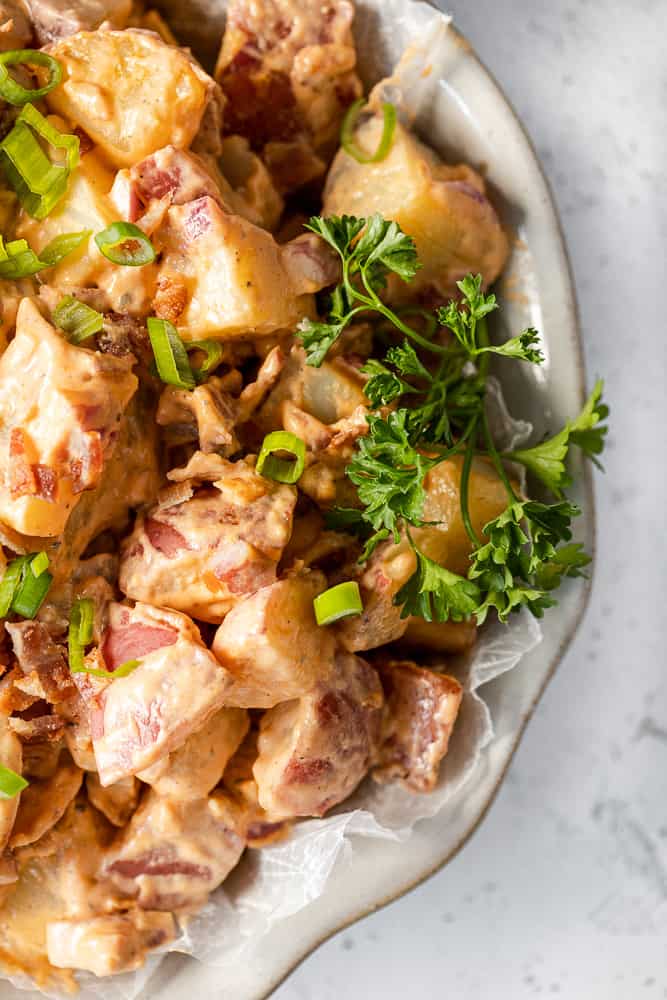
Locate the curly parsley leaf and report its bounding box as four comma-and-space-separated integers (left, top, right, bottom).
509, 380, 609, 494
395, 546, 481, 622
361, 358, 414, 407
298, 214, 427, 366
535, 543, 591, 591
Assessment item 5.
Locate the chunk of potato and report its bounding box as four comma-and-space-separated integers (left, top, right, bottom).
337, 456, 510, 652
156, 196, 319, 339
0, 299, 137, 537
46, 30, 213, 167
324, 118, 509, 299
0, 714, 22, 853
47, 911, 175, 977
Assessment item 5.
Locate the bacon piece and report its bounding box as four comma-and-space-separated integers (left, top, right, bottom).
10, 755, 83, 849
92, 603, 233, 785
8, 427, 37, 500
0, 0, 31, 50
47, 910, 176, 977
215, 0, 362, 192
9, 714, 65, 744
5, 622, 76, 704
102, 790, 246, 910
253, 652, 383, 818
212, 572, 336, 708
120, 455, 296, 623
372, 660, 463, 793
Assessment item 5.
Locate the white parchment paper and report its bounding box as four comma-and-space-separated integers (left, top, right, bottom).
4, 3, 545, 996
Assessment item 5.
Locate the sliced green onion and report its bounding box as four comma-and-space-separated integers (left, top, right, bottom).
75, 658, 141, 680
147, 317, 196, 390
0, 103, 79, 219
0, 230, 89, 279
186, 339, 225, 382
341, 99, 397, 164
30, 551, 49, 577
0, 50, 62, 106
39, 229, 90, 268
313, 581, 363, 625
0, 765, 28, 799
256, 431, 306, 484
68, 597, 95, 673
11, 555, 52, 618
54, 295, 103, 344
0, 555, 31, 617
95, 221, 155, 266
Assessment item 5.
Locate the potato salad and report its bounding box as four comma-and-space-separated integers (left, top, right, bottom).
0, 0, 606, 987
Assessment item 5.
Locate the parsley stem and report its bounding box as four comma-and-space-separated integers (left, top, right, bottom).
481, 407, 519, 502
356, 270, 447, 355
459, 424, 481, 547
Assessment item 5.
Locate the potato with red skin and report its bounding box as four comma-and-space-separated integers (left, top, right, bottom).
0, 299, 137, 538
253, 652, 383, 819
212, 572, 336, 708
101, 789, 246, 911
120, 454, 296, 623
92, 603, 234, 786
372, 660, 463, 793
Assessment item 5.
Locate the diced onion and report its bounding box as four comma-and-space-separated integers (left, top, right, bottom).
147, 317, 196, 390
95, 221, 155, 266
313, 581, 364, 625
340, 100, 397, 164
256, 431, 306, 485
0, 102, 79, 219
54, 295, 103, 344
0, 50, 62, 106
0, 765, 28, 800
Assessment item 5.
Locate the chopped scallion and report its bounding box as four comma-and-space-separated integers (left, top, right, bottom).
0, 50, 62, 106
313, 581, 363, 625
95, 221, 155, 266
0, 765, 28, 799
147, 317, 196, 390
11, 553, 52, 618
0, 230, 89, 279
0, 555, 30, 617
256, 431, 306, 484
187, 339, 225, 382
340, 99, 397, 164
30, 551, 49, 577
0, 103, 79, 219
68, 597, 95, 673
54, 295, 103, 343
38, 230, 90, 268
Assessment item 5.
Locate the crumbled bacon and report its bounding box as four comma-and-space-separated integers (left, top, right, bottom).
8, 427, 37, 500
9, 714, 66, 744
5, 622, 76, 703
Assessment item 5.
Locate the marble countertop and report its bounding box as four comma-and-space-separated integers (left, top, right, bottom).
275, 1, 667, 997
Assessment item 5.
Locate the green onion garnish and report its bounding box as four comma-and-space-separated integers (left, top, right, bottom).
0, 555, 31, 617
0, 765, 28, 799
0, 553, 52, 619
0, 103, 79, 219
95, 221, 155, 266
80, 658, 141, 680
68, 597, 95, 673
11, 555, 53, 618
187, 339, 225, 382
340, 99, 397, 165
38, 230, 91, 268
0, 230, 89, 279
313, 581, 364, 626
0, 50, 62, 106
256, 431, 306, 484
54, 295, 103, 344
30, 551, 49, 577
147, 317, 196, 390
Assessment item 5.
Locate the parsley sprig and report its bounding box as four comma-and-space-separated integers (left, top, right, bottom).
303, 214, 608, 625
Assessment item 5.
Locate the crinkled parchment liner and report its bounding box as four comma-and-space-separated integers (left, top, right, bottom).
5, 3, 544, 996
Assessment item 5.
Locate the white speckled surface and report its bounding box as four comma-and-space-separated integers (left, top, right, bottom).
275, 2, 667, 998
